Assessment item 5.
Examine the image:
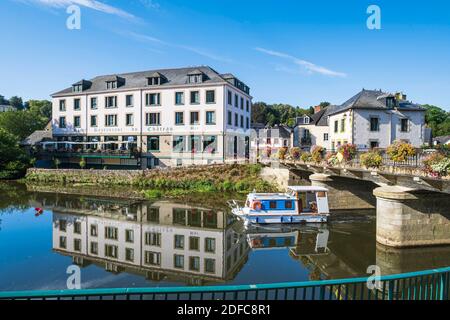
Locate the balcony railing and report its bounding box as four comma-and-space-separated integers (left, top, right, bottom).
300, 137, 312, 145
38, 149, 140, 159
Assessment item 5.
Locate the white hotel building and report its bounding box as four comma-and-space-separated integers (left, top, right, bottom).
51, 66, 252, 168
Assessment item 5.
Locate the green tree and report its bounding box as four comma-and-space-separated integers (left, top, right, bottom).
251, 102, 312, 127
27, 100, 52, 119
319, 101, 331, 108
423, 104, 450, 136
0, 109, 48, 140
0, 95, 9, 105
9, 96, 24, 110
0, 128, 29, 177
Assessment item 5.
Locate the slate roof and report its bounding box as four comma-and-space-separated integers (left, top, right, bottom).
52, 66, 244, 97
21, 130, 53, 146
296, 105, 338, 127
258, 125, 292, 139
433, 135, 450, 144
327, 89, 424, 116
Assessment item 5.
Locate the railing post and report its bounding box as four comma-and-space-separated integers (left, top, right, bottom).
439, 273, 447, 300
388, 280, 394, 300
319, 285, 325, 300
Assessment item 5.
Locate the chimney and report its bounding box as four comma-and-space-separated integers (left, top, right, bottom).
314, 105, 322, 113
395, 92, 406, 101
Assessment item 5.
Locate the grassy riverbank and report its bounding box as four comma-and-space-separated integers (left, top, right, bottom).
25, 164, 278, 200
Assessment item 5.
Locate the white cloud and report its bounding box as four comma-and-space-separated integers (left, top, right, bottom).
138, 0, 160, 10
16, 0, 136, 19
120, 31, 232, 63
255, 47, 347, 78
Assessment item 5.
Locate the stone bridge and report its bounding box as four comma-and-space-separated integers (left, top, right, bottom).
260, 162, 450, 249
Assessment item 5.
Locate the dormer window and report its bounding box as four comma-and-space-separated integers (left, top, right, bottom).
147, 72, 166, 86
106, 81, 117, 89
187, 69, 204, 84
189, 74, 202, 84
104, 76, 124, 90
386, 97, 396, 108
148, 77, 161, 86
71, 79, 91, 93
304, 116, 310, 124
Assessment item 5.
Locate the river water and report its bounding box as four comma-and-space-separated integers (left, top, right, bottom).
1, 182, 450, 292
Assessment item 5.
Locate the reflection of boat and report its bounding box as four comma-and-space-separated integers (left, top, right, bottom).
229, 186, 330, 225
245, 225, 330, 256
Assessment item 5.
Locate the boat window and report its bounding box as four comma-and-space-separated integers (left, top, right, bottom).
269, 201, 277, 209
285, 201, 293, 209
317, 191, 326, 198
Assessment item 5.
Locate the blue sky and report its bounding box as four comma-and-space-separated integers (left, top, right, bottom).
1, 0, 450, 110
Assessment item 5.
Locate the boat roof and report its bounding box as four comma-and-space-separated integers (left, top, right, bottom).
287, 186, 329, 192
248, 193, 293, 200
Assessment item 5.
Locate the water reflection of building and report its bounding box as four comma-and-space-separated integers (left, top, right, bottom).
50, 199, 249, 285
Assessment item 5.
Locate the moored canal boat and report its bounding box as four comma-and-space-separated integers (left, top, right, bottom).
229, 186, 330, 225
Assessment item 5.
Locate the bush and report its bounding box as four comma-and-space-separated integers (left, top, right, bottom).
386, 141, 416, 162
277, 147, 288, 160
337, 143, 357, 161
311, 146, 324, 163
289, 147, 301, 160
360, 151, 383, 169
54, 158, 61, 169
300, 152, 312, 162
79, 158, 86, 169
423, 152, 449, 177
247, 163, 262, 175
430, 158, 450, 176
141, 189, 163, 199
326, 152, 340, 166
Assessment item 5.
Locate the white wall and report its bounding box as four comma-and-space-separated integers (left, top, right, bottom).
352, 109, 425, 148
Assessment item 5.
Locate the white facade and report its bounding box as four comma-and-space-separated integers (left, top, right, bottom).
294, 125, 330, 151
0, 105, 16, 112
293, 90, 427, 151
50, 67, 252, 168
329, 108, 426, 150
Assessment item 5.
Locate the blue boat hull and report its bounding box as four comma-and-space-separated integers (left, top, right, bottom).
232, 209, 328, 224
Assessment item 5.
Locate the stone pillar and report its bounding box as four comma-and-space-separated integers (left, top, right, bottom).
374, 186, 450, 248
309, 173, 375, 210
260, 167, 292, 189
309, 173, 332, 188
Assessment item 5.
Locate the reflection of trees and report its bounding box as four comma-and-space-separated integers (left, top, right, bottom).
0, 182, 32, 214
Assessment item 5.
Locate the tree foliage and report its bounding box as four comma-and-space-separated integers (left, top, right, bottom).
0, 95, 9, 105
0, 109, 48, 140
0, 94, 50, 179
0, 128, 29, 177
423, 104, 450, 137
8, 96, 24, 110
251, 102, 313, 127
27, 99, 52, 119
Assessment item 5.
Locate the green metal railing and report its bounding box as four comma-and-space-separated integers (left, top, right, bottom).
0, 267, 449, 300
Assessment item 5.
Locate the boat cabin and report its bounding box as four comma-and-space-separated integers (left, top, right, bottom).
245, 186, 329, 215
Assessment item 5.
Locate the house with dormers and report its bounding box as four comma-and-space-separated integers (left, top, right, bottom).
327, 89, 426, 150
50, 66, 252, 168
293, 89, 426, 151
